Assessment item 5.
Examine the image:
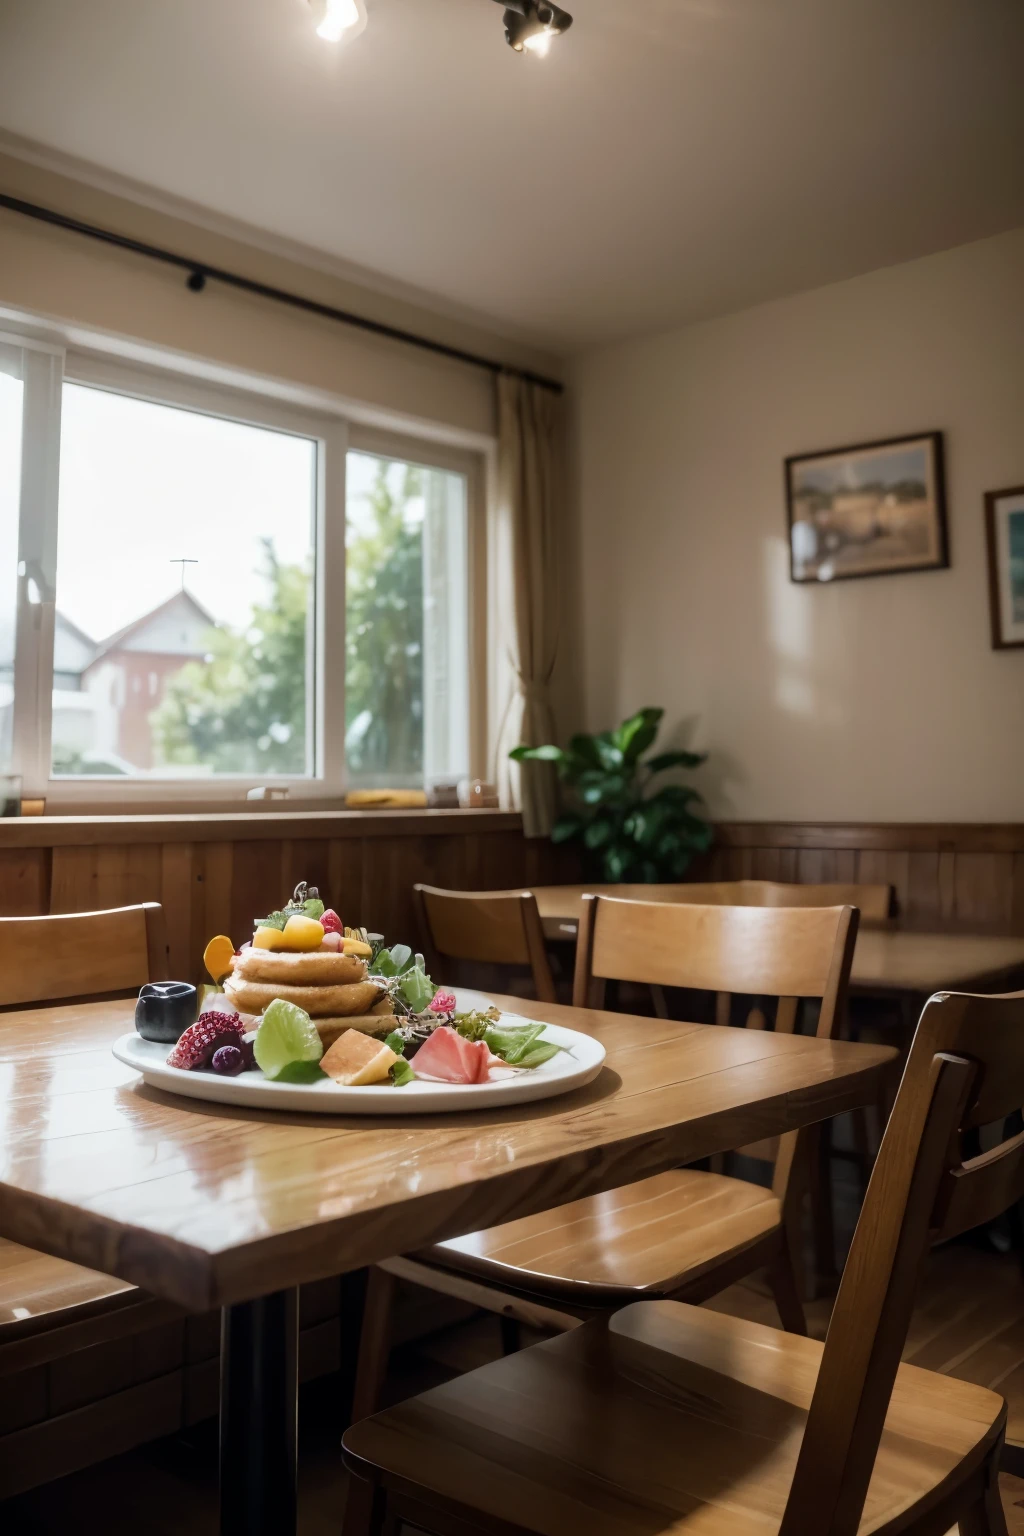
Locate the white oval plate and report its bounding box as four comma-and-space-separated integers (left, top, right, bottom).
111, 1007, 605, 1116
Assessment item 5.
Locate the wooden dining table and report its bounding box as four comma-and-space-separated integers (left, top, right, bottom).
532, 886, 1024, 997
0, 995, 893, 1536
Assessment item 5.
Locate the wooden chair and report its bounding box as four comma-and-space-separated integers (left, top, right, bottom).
413, 883, 557, 1002
0, 905, 180, 1375
534, 879, 894, 925
349, 896, 859, 1421
753, 880, 894, 925
344, 984, 1022, 1536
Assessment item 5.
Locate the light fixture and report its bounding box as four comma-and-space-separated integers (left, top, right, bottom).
494, 0, 573, 55
308, 0, 367, 43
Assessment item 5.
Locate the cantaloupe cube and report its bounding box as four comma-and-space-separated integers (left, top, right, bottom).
321, 1029, 398, 1086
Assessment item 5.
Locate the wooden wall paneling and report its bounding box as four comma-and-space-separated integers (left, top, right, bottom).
905, 851, 942, 929
854, 849, 911, 913
226, 840, 282, 945
0, 850, 50, 916
46, 847, 90, 914
330, 836, 367, 929
159, 843, 194, 979
49, 844, 163, 915
278, 839, 334, 912
795, 848, 829, 884
705, 824, 1024, 936
196, 841, 233, 959
370, 838, 418, 940
954, 852, 1015, 933
937, 849, 958, 927
475, 831, 516, 890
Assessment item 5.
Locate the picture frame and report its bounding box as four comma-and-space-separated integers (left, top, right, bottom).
786, 430, 948, 584
984, 484, 1024, 650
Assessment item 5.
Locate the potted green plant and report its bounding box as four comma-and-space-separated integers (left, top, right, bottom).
510, 707, 712, 882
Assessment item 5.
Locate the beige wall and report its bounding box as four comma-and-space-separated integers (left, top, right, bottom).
572, 228, 1024, 822
0, 152, 561, 438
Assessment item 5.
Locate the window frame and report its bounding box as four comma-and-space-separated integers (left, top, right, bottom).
4, 332, 487, 809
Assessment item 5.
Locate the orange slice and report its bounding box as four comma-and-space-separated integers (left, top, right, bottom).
203, 934, 236, 983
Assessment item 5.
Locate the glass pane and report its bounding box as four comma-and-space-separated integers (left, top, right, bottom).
0, 345, 24, 776
345, 451, 469, 788
53, 384, 316, 778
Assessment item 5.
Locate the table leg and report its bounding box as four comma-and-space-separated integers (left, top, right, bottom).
220, 1288, 299, 1536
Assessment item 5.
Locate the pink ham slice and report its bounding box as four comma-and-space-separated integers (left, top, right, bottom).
412, 1026, 495, 1085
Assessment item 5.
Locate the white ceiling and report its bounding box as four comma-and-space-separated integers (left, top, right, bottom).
0, 0, 1022, 351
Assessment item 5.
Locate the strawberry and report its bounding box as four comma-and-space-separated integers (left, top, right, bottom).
167, 1012, 248, 1071
320, 909, 343, 936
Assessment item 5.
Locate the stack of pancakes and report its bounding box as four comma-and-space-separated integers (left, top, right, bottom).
223, 946, 393, 1045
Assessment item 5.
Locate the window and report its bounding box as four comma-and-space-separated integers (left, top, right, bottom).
52, 384, 316, 779
0, 345, 23, 775
345, 449, 470, 788
2, 336, 484, 805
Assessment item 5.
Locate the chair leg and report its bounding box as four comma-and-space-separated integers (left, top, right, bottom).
500, 1315, 522, 1355
342, 1477, 390, 1536
767, 1245, 807, 1336
350, 1265, 397, 1422
959, 1452, 1009, 1535
810, 1122, 838, 1294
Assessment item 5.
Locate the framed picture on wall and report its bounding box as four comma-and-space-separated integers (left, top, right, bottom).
786, 430, 948, 583
984, 484, 1024, 649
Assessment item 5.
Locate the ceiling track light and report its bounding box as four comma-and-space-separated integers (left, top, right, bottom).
308, 0, 367, 43
494, 0, 573, 54
308, 0, 572, 53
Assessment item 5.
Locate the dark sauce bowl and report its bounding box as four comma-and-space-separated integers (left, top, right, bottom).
135, 981, 198, 1044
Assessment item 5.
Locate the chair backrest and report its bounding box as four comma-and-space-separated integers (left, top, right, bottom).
413, 885, 556, 1003
754, 880, 894, 925
533, 879, 894, 926
573, 894, 858, 1010
573, 896, 859, 1210
780, 986, 1024, 1535
0, 904, 169, 1008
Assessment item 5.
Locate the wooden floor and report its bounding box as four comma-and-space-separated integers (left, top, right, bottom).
4, 1232, 1024, 1534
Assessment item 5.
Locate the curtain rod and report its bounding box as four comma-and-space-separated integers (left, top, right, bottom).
0, 191, 564, 395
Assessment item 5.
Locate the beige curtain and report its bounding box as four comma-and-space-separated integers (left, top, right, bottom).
494, 371, 561, 838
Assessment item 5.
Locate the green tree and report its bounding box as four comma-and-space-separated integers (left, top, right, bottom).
151, 540, 308, 774
345, 460, 424, 781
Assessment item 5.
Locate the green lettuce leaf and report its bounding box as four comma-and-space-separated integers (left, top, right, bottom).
255, 910, 288, 931
390, 1058, 415, 1087
274, 1060, 328, 1083
480, 1022, 569, 1069
511, 1041, 563, 1070
399, 964, 436, 1014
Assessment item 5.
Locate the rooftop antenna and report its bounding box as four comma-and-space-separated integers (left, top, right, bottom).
170, 558, 198, 592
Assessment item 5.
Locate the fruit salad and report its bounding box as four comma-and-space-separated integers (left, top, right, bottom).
137, 880, 566, 1090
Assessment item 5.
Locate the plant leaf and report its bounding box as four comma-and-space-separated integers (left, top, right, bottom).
615, 707, 663, 764
567, 734, 604, 769
645, 749, 707, 774
551, 813, 585, 844
583, 818, 612, 849
592, 732, 624, 770
509, 743, 564, 762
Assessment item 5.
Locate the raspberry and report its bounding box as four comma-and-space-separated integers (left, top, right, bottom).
430, 989, 457, 1015
320, 909, 343, 935
167, 1012, 247, 1070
